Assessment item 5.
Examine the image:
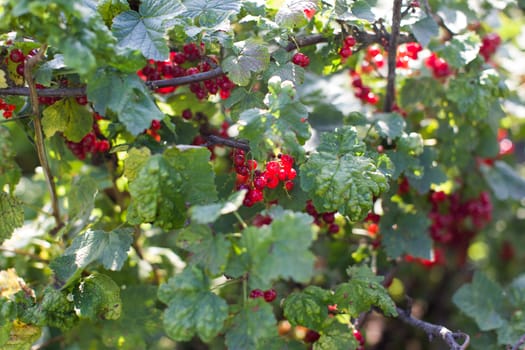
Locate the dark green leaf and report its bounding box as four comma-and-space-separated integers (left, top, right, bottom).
371, 113, 406, 139
183, 0, 241, 27
223, 40, 270, 86
405, 147, 447, 194
434, 33, 481, 69
0, 192, 23, 245
480, 161, 525, 201
283, 286, 331, 330
452, 271, 506, 331
0, 127, 21, 191
351, 0, 376, 22
411, 16, 439, 47
315, 322, 358, 350
73, 273, 122, 320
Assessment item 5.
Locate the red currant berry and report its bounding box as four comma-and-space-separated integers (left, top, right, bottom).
249, 289, 264, 299
182, 109, 193, 120
75, 95, 88, 105
284, 180, 294, 191
9, 49, 25, 63
292, 52, 310, 67
304, 329, 321, 343
263, 289, 277, 302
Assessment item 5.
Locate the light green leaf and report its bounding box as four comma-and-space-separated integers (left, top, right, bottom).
73, 273, 122, 320
480, 161, 525, 201
87, 70, 164, 136
0, 127, 21, 191
225, 299, 276, 350
411, 16, 439, 47
176, 224, 231, 275
112, 0, 184, 60
371, 113, 406, 139
97, 0, 130, 27
283, 286, 331, 330
123, 147, 151, 182
183, 0, 240, 27
50, 229, 133, 285
453, 271, 506, 331
300, 127, 389, 220
68, 176, 98, 225
126, 155, 186, 229
223, 40, 270, 86
275, 0, 316, 27
189, 190, 246, 224
42, 98, 93, 142
333, 266, 397, 318
0, 192, 23, 245
316, 323, 358, 350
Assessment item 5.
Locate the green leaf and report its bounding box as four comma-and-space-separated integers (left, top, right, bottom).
283, 286, 332, 330
223, 40, 270, 86
399, 77, 443, 108
230, 210, 315, 289
452, 271, 506, 331
411, 16, 439, 47
123, 147, 152, 182
300, 127, 389, 220
0, 192, 23, 245
126, 155, 186, 229
275, 0, 316, 27
176, 224, 231, 275
315, 323, 358, 350
334, 266, 397, 318
371, 113, 406, 139
183, 0, 241, 27
434, 33, 481, 68
158, 266, 228, 343
112, 0, 184, 60
351, 0, 376, 22
225, 299, 276, 350
41, 98, 93, 142
380, 207, 432, 259
88, 70, 164, 135
50, 229, 133, 285
67, 176, 98, 227
189, 190, 246, 224
0, 127, 21, 191
97, 0, 130, 27
164, 146, 218, 205
34, 54, 66, 86
405, 147, 447, 194
480, 161, 525, 201
73, 273, 122, 320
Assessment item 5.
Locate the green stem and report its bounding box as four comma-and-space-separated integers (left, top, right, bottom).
233, 211, 248, 229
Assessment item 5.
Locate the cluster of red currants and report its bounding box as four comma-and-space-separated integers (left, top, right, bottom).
353, 329, 366, 350
479, 33, 501, 62
0, 98, 16, 119
249, 288, 277, 302
292, 52, 310, 67
7, 47, 38, 78
304, 200, 340, 234
234, 151, 297, 207
66, 113, 110, 160
339, 35, 356, 61
424, 52, 451, 78
396, 42, 423, 69
137, 43, 235, 99
145, 119, 162, 142
361, 45, 385, 74
349, 70, 379, 105
428, 190, 492, 255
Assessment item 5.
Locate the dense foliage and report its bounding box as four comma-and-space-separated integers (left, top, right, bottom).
0, 0, 525, 349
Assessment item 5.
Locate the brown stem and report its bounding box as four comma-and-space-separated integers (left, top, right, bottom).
204, 134, 250, 152
24, 45, 63, 231
384, 0, 402, 113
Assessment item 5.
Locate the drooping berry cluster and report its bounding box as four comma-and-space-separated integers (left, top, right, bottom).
349, 70, 379, 105
145, 119, 162, 142
479, 33, 501, 62
424, 52, 452, 78
292, 52, 310, 67
137, 43, 235, 99
0, 98, 16, 119
249, 288, 277, 302
361, 45, 385, 74
428, 190, 492, 256
339, 36, 356, 61
396, 42, 423, 69
305, 200, 340, 234
234, 151, 297, 207
66, 113, 110, 160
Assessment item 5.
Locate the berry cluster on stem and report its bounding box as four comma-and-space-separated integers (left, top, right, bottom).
0, 98, 16, 119
249, 288, 277, 302
425, 52, 451, 78
305, 200, 340, 234
66, 112, 110, 160
395, 42, 422, 69
349, 70, 379, 105
480, 33, 501, 62
339, 35, 356, 61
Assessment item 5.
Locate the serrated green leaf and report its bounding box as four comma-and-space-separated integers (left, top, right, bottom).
176, 224, 231, 275
223, 40, 270, 86
164, 146, 218, 205
480, 161, 525, 201
434, 33, 480, 68
333, 266, 397, 318
225, 299, 276, 350
371, 113, 406, 139
275, 0, 316, 27
50, 229, 133, 285
183, 0, 241, 27
0, 127, 21, 191
189, 190, 246, 224
300, 127, 389, 220
283, 286, 331, 330
42, 98, 93, 142
126, 155, 186, 229
230, 210, 315, 289
68, 176, 98, 225
405, 147, 446, 194
315, 323, 358, 350
380, 207, 432, 259
497, 315, 524, 346
411, 16, 439, 47
112, 0, 184, 60
0, 192, 23, 245
158, 265, 208, 303
452, 271, 506, 331
123, 147, 151, 182
399, 77, 444, 108
73, 273, 122, 320
88, 70, 164, 135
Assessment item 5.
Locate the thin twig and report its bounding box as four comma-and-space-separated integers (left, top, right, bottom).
204, 134, 250, 152
510, 333, 525, 350
0, 86, 85, 97
384, 0, 402, 113
24, 45, 63, 231
146, 66, 224, 89
396, 306, 470, 350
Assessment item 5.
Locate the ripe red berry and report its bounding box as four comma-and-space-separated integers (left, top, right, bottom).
327, 223, 340, 234
75, 95, 88, 105
182, 109, 192, 120
304, 329, 321, 343
263, 288, 277, 302
9, 48, 24, 63
284, 180, 294, 191
151, 119, 161, 131
16, 63, 25, 76
292, 52, 310, 67
249, 289, 264, 299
